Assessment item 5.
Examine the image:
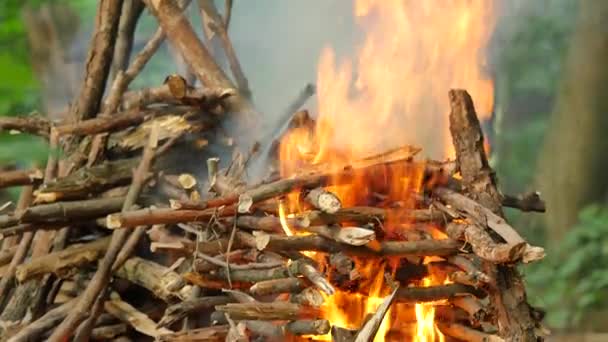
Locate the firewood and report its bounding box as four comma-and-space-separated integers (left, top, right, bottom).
5, 298, 77, 342
0, 168, 43, 189
452, 295, 488, 322
17, 196, 126, 224
446, 222, 525, 264
0, 245, 17, 267
437, 322, 505, 342
249, 278, 307, 296
301, 225, 375, 246
144, 0, 255, 120
290, 287, 324, 307
158, 296, 233, 328
49, 124, 160, 341
15, 236, 111, 282
36, 158, 139, 202
240, 319, 330, 338
395, 283, 485, 303
156, 325, 229, 342
0, 185, 34, 308
115, 257, 191, 301
90, 323, 128, 340
215, 302, 321, 321
304, 187, 342, 214
502, 191, 546, 212
0, 116, 51, 138
56, 107, 185, 136
233, 231, 462, 257
438, 187, 544, 263
104, 293, 173, 338
448, 89, 539, 340
354, 287, 398, 342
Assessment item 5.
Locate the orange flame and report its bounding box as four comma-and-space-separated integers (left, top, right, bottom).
277, 0, 495, 340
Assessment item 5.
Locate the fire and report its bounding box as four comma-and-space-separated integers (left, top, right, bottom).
277, 0, 495, 340
414, 278, 446, 342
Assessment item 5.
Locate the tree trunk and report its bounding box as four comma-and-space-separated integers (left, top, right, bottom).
537, 0, 608, 245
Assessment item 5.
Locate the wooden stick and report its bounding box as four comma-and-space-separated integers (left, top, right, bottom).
158, 296, 232, 328
448, 89, 538, 340
446, 222, 524, 264
452, 296, 488, 322
249, 278, 307, 296
215, 302, 321, 321
0, 130, 60, 322
437, 187, 542, 262
110, 0, 145, 79
437, 322, 504, 342
56, 107, 173, 136
354, 287, 398, 342
18, 196, 124, 223
241, 320, 330, 338
502, 192, 546, 213
115, 256, 190, 301
69, 0, 123, 121
90, 323, 128, 340
144, 0, 255, 120
234, 231, 462, 257
0, 169, 43, 189
15, 236, 111, 282
5, 298, 77, 342
304, 187, 342, 214
48, 125, 159, 341
0, 116, 51, 138
156, 325, 229, 341
1, 184, 34, 248
197, 0, 250, 97
104, 294, 173, 338
395, 284, 485, 303
0, 186, 34, 308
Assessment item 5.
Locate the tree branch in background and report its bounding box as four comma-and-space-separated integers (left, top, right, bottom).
69, 0, 123, 122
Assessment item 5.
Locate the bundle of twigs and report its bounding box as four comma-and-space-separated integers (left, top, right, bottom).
0, 1, 546, 341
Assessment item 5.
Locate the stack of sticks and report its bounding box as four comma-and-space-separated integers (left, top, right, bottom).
0, 1, 547, 341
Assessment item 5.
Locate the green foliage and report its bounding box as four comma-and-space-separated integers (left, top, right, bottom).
525, 204, 608, 329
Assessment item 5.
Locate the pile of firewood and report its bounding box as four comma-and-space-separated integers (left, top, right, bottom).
0, 1, 548, 341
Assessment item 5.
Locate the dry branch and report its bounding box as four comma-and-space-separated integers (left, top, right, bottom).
437, 322, 504, 342
241, 320, 330, 338
69, 0, 123, 121
105, 294, 173, 338
502, 192, 546, 213
48, 125, 159, 341
354, 287, 398, 342
395, 283, 485, 303
145, 0, 255, 119
156, 325, 229, 342
15, 236, 111, 282
448, 89, 538, 341
215, 302, 321, 321
5, 299, 77, 342
0, 169, 43, 189
249, 278, 307, 296
0, 115, 51, 138
115, 256, 191, 301
158, 296, 232, 328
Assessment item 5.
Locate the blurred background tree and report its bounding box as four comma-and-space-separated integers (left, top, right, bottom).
1, 0, 607, 334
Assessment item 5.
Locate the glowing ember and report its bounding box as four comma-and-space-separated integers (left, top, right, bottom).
277, 0, 495, 340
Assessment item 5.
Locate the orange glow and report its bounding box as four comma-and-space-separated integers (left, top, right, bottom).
277, 0, 495, 340
414, 277, 446, 342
